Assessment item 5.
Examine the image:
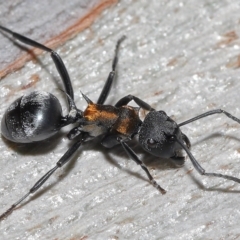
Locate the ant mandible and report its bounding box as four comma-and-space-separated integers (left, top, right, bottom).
1, 25, 240, 221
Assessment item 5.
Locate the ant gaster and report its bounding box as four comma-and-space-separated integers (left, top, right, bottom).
1, 25, 240, 220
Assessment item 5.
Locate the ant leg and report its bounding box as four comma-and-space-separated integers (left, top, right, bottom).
178, 109, 240, 127
59, 92, 83, 127
0, 134, 86, 221
175, 137, 240, 184
170, 134, 190, 164
182, 133, 191, 149
118, 138, 166, 194
115, 94, 155, 111
0, 25, 74, 108
97, 36, 126, 104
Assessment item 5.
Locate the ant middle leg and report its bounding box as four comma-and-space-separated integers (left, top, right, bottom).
97, 36, 126, 105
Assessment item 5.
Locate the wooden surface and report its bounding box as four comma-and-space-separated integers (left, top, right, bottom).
0, 0, 117, 77
1, 0, 240, 239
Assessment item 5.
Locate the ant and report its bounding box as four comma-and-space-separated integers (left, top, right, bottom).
1, 25, 240, 221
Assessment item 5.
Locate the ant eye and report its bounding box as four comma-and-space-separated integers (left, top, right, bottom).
168, 136, 175, 142
147, 138, 158, 147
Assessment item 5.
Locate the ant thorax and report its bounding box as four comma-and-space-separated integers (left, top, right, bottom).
79, 102, 141, 138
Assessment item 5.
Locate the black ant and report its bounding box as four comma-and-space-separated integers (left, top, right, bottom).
1, 25, 240, 221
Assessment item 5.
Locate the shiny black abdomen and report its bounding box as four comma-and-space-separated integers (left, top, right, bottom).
1, 91, 63, 143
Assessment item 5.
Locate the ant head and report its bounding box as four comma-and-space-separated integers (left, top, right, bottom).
139, 110, 182, 158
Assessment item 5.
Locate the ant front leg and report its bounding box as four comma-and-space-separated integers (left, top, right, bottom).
118, 138, 166, 194
170, 133, 191, 164
175, 137, 240, 184
175, 109, 240, 185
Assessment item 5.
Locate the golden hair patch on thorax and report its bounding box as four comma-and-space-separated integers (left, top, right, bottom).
84, 103, 119, 123
114, 106, 141, 137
